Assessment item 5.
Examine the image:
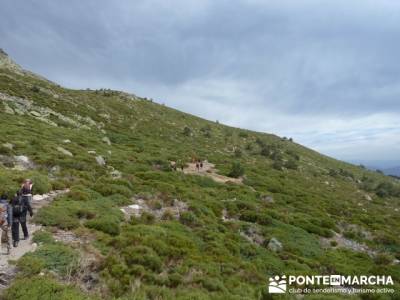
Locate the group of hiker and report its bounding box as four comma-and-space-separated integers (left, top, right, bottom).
195, 160, 204, 171
170, 159, 204, 172
170, 162, 184, 171
0, 179, 33, 254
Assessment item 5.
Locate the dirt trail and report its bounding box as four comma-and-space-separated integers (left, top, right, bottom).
181, 161, 242, 184
0, 189, 69, 289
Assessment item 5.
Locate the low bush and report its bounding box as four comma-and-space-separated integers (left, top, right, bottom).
85, 216, 120, 235
30, 174, 52, 194
3, 276, 91, 300
130, 212, 156, 225
234, 148, 242, 158
183, 126, 192, 136
239, 211, 273, 226
35, 206, 80, 229
179, 211, 197, 226
123, 246, 163, 272
24, 243, 78, 275
374, 253, 394, 265
285, 159, 298, 170
68, 186, 91, 201
93, 183, 132, 197
228, 162, 244, 178
272, 160, 284, 171
167, 273, 183, 288
32, 230, 55, 244
17, 256, 45, 276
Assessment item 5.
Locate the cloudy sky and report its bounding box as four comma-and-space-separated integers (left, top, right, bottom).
1, 0, 400, 166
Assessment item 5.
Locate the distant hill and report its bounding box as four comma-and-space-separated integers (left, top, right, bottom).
1, 49, 399, 299
384, 166, 400, 177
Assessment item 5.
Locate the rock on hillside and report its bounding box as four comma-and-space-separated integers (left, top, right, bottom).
0, 48, 23, 74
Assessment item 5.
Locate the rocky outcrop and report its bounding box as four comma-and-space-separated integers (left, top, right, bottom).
267, 237, 283, 252
102, 136, 111, 145
13, 155, 35, 170
120, 196, 188, 221
57, 146, 73, 157
260, 195, 274, 203
240, 226, 265, 246
2, 143, 13, 150
0, 49, 24, 75
95, 155, 106, 166
0, 92, 100, 130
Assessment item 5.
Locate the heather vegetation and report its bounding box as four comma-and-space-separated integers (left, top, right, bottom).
0, 53, 399, 299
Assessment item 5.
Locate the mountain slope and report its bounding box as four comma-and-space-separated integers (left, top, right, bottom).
0, 49, 399, 299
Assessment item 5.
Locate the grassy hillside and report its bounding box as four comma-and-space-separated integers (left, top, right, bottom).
0, 50, 399, 299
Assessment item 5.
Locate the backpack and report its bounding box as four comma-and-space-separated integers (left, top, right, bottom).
13, 196, 25, 217
0, 202, 8, 226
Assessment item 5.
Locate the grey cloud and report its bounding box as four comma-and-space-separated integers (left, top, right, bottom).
1, 0, 399, 160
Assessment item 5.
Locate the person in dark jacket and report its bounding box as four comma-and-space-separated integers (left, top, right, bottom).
21, 179, 33, 205
10, 190, 33, 247
0, 194, 12, 254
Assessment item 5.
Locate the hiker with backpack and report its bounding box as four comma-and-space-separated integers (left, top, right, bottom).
21, 179, 33, 204
0, 194, 12, 254
11, 189, 33, 247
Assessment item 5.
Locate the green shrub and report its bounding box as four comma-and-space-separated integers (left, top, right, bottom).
107, 194, 131, 206
76, 207, 96, 219
245, 143, 253, 151
239, 211, 272, 226
234, 148, 242, 158
51, 180, 68, 191
0, 145, 12, 155
123, 246, 162, 272
228, 162, 245, 178
286, 149, 300, 161
85, 216, 120, 235
3, 276, 91, 300
239, 211, 259, 223
374, 233, 398, 246
374, 253, 394, 265
93, 183, 132, 197
198, 277, 226, 292
179, 211, 197, 226
183, 126, 192, 136
17, 256, 45, 276
24, 244, 78, 275
35, 206, 80, 230
32, 230, 55, 244
260, 146, 271, 157
272, 160, 284, 171
343, 230, 361, 240
168, 273, 183, 287
130, 212, 156, 225
31, 85, 40, 92
285, 159, 298, 170
68, 186, 91, 201
31, 174, 52, 194
257, 214, 273, 226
